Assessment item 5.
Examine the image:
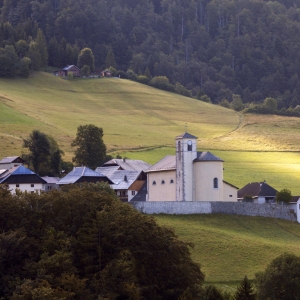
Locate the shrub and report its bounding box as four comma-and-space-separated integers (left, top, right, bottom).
149, 76, 175, 92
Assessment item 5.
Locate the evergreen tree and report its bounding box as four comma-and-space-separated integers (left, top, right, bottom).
36, 28, 48, 67
105, 48, 116, 69
233, 276, 256, 300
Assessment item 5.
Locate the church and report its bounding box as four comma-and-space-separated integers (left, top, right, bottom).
145, 132, 238, 202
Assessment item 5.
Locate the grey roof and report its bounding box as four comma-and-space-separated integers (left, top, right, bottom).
42, 176, 60, 184
95, 166, 120, 177
238, 182, 278, 199
62, 65, 79, 71
0, 156, 24, 164
0, 165, 46, 183
194, 151, 224, 162
145, 155, 176, 173
109, 170, 141, 190
130, 182, 147, 202
58, 166, 109, 185
103, 159, 151, 171
176, 132, 198, 139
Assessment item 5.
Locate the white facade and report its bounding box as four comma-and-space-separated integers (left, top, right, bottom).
8, 183, 45, 194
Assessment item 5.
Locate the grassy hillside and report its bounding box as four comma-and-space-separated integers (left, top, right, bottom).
2, 73, 300, 193
155, 214, 300, 291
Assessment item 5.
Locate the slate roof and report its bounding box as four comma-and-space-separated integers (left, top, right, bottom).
238, 182, 278, 199
130, 182, 147, 202
58, 167, 112, 185
0, 165, 46, 183
103, 159, 151, 171
108, 170, 142, 190
145, 155, 176, 173
0, 156, 24, 164
62, 65, 80, 71
176, 132, 198, 139
42, 176, 60, 184
95, 166, 120, 177
194, 151, 224, 162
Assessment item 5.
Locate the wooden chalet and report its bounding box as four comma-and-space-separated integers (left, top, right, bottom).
58, 65, 80, 77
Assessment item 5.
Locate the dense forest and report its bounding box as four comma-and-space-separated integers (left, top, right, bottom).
1, 0, 300, 109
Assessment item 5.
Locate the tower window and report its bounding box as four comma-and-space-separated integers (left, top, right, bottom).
187, 140, 192, 151
170, 179, 174, 184
213, 178, 218, 189
153, 181, 156, 185
161, 180, 165, 184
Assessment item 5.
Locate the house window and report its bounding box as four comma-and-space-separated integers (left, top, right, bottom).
213, 178, 218, 189
31, 184, 34, 187
170, 179, 174, 183
153, 181, 156, 185
229, 195, 232, 197
161, 180, 165, 184
16, 184, 19, 188
187, 140, 192, 151
131, 191, 136, 195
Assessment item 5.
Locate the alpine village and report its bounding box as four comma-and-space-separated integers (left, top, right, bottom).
1, 0, 300, 299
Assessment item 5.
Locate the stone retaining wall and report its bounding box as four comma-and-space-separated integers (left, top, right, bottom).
129, 201, 297, 222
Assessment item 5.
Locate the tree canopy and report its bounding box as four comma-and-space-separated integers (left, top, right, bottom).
0, 183, 204, 299
71, 124, 107, 169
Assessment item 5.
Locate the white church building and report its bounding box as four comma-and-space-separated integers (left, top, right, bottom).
145, 132, 238, 202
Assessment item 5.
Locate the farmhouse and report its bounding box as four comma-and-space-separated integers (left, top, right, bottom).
145, 132, 238, 202
0, 165, 46, 194
58, 65, 80, 77
0, 156, 24, 170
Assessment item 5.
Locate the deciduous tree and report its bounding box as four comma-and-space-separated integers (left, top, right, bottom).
78, 47, 94, 72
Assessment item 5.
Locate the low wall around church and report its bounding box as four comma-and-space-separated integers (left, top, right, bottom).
129, 201, 297, 222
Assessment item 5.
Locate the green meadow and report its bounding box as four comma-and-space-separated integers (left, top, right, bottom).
154, 214, 300, 290
1, 72, 300, 194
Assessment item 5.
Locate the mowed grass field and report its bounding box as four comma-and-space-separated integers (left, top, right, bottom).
154, 214, 300, 290
2, 72, 300, 193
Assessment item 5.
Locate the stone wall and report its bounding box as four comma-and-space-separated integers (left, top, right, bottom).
129, 201, 297, 222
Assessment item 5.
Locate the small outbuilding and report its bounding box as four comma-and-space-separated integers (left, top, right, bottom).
58, 65, 80, 77
0, 156, 24, 170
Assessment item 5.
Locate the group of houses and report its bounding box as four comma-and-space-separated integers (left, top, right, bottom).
0, 132, 292, 205
54, 65, 113, 78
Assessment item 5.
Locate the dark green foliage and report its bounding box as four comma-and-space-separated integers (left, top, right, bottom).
276, 189, 292, 204
71, 124, 107, 169
23, 130, 65, 176
78, 47, 95, 72
105, 48, 116, 69
255, 253, 300, 300
234, 276, 256, 300
0, 183, 205, 299
202, 285, 225, 300
80, 64, 90, 76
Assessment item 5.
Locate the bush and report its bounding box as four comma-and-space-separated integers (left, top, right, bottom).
175, 83, 192, 97
276, 188, 292, 204
115, 70, 128, 79
137, 75, 150, 84
149, 76, 175, 92
126, 69, 137, 81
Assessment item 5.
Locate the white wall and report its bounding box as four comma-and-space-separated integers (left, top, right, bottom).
9, 183, 45, 194
194, 161, 224, 201
147, 170, 176, 201
223, 182, 238, 202
0, 163, 23, 170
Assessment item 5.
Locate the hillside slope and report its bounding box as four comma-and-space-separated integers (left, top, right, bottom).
2, 73, 300, 193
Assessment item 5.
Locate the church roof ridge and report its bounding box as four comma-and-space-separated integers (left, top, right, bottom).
176, 132, 198, 139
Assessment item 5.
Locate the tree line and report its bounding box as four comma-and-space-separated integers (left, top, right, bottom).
2, 0, 300, 109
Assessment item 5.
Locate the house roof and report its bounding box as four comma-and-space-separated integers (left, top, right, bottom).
130, 181, 147, 201
176, 132, 198, 139
0, 165, 46, 184
95, 166, 120, 177
223, 180, 239, 190
103, 159, 151, 171
109, 170, 142, 190
42, 176, 60, 184
145, 155, 176, 173
194, 151, 224, 162
58, 167, 111, 185
238, 182, 278, 199
0, 156, 24, 164
62, 65, 80, 71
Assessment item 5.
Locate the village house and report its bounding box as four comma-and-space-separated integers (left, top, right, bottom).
0, 165, 46, 194
58, 65, 80, 77
0, 156, 24, 170
237, 181, 277, 203
57, 166, 113, 186
96, 159, 150, 202
145, 132, 238, 202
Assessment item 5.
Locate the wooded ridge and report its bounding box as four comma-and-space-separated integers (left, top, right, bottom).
1, 0, 300, 109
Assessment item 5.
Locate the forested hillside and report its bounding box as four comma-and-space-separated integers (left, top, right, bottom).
1, 0, 300, 108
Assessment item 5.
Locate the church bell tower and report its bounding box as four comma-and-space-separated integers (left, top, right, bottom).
175, 132, 197, 201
